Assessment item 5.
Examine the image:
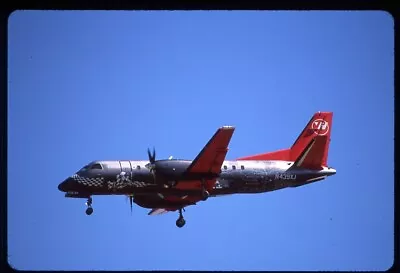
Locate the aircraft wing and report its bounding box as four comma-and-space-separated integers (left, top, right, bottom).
148, 126, 235, 215
174, 126, 235, 193
185, 126, 235, 174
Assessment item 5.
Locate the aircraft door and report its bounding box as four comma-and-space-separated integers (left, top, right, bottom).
119, 161, 132, 180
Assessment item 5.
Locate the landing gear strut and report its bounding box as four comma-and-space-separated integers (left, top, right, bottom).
176, 208, 186, 228
85, 197, 93, 215
201, 179, 210, 201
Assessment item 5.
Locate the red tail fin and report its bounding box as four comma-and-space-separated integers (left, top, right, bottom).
290, 112, 332, 166
237, 112, 333, 167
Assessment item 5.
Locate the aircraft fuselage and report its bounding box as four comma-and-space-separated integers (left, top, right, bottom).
59, 159, 336, 200
57, 111, 336, 228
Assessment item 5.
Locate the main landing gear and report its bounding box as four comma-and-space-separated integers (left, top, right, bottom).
85, 197, 93, 215
201, 179, 210, 201
176, 208, 186, 228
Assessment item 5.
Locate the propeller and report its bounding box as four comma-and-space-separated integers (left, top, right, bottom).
145, 147, 157, 182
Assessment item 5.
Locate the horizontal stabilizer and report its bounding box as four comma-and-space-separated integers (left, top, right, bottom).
237, 149, 291, 161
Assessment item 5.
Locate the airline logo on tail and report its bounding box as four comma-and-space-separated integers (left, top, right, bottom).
311, 119, 329, 136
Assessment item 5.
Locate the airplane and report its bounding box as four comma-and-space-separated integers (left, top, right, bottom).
58, 111, 336, 228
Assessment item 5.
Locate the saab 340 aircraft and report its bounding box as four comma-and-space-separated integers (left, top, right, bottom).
58, 111, 336, 228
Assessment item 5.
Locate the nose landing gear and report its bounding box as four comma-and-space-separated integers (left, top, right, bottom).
85, 197, 93, 215
176, 208, 186, 228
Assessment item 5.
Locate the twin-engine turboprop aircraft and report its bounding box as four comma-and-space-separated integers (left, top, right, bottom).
58, 111, 336, 228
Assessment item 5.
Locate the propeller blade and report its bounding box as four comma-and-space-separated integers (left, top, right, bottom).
147, 148, 153, 163
147, 147, 156, 163
129, 196, 133, 215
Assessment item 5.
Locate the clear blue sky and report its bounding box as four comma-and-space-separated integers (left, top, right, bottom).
8, 10, 394, 271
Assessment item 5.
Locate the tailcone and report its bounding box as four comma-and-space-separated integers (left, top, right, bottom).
323, 167, 336, 176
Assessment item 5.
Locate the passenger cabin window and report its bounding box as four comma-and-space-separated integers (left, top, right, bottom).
223, 165, 227, 170
137, 165, 141, 170
91, 163, 102, 170
232, 165, 236, 170
241, 165, 245, 170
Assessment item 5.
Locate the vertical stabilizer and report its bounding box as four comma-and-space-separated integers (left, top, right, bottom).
289, 112, 333, 167
237, 112, 333, 168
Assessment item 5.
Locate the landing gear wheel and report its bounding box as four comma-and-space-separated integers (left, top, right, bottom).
176, 208, 186, 228
176, 217, 186, 228
86, 207, 93, 215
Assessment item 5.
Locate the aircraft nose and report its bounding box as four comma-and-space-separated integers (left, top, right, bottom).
58, 177, 73, 192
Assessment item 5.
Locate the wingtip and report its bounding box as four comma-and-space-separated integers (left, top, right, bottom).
220, 125, 235, 130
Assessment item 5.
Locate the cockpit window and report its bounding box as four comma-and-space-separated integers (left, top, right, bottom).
79, 164, 90, 172
91, 163, 103, 170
